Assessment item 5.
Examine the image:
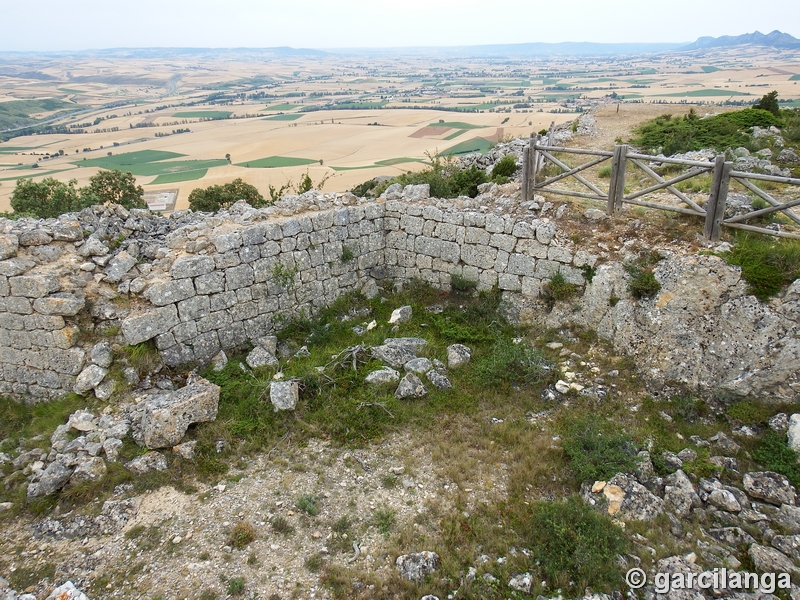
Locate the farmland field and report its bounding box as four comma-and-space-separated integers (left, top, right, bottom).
1, 43, 798, 211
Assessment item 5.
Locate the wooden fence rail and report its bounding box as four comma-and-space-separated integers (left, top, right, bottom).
520, 133, 800, 241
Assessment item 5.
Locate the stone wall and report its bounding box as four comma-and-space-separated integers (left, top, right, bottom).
0, 190, 585, 399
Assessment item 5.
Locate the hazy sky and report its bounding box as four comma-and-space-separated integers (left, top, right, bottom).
3, 0, 800, 51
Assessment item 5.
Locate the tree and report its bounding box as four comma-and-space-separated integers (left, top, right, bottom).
11, 178, 93, 218
225, 153, 231, 163
754, 91, 780, 116
84, 170, 146, 209
188, 178, 267, 212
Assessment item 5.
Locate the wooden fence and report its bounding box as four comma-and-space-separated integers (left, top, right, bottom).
520, 133, 800, 241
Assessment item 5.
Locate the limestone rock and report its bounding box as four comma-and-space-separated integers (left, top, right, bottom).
68, 409, 98, 432
125, 451, 168, 475
256, 335, 278, 355
365, 367, 400, 385
404, 358, 433, 374
749, 543, 800, 576
104, 250, 137, 283
389, 305, 413, 324
0, 234, 19, 259
583, 208, 608, 222
27, 461, 73, 497
269, 380, 299, 411
608, 473, 665, 521
45, 581, 90, 600
103, 438, 122, 462
71, 456, 107, 484
446, 344, 472, 368
426, 369, 452, 390
90, 342, 114, 368
33, 293, 85, 316
395, 373, 428, 399
211, 351, 228, 371
770, 412, 789, 432
708, 489, 742, 512
788, 414, 800, 452
140, 377, 220, 448
246, 346, 279, 369
78, 237, 110, 257
396, 551, 439, 582
73, 365, 108, 395
777, 504, 800, 534
122, 305, 180, 346
743, 471, 797, 506
711, 431, 741, 455
508, 572, 532, 593
173, 440, 197, 461
383, 337, 428, 352
403, 184, 430, 202
371, 344, 418, 369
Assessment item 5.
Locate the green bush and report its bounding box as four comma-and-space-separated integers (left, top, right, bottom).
753, 431, 800, 487
84, 169, 146, 209
561, 416, 638, 483
523, 498, 629, 593
11, 177, 93, 218
188, 178, 268, 212
718, 233, 800, 300
374, 154, 488, 199
226, 577, 245, 595
227, 522, 256, 549
754, 91, 780, 117
474, 339, 552, 389
598, 165, 612, 178
543, 272, 578, 305
628, 270, 661, 299
490, 155, 517, 179
296, 494, 319, 516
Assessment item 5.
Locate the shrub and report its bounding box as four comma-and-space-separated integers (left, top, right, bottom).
85, 169, 146, 209
561, 416, 638, 483
474, 339, 552, 389
523, 498, 629, 593
296, 494, 319, 516
718, 233, 800, 301
11, 177, 93, 218
340, 246, 354, 263
753, 431, 800, 487
598, 165, 612, 178
450, 272, 478, 293
543, 272, 578, 305
754, 90, 780, 117
188, 178, 267, 212
270, 516, 295, 535
373, 153, 488, 199
227, 577, 245, 595
628, 270, 661, 299
490, 155, 517, 179
373, 507, 396, 535
227, 522, 256, 549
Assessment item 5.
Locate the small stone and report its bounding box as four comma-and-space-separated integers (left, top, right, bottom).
708, 489, 742, 512
68, 409, 98, 432
404, 358, 433, 374
270, 380, 299, 411
788, 414, 800, 452
604, 484, 625, 515
395, 373, 428, 399
73, 365, 108, 395
554, 380, 570, 394
211, 350, 228, 371
371, 344, 418, 368
446, 344, 471, 368
125, 451, 168, 475
395, 551, 439, 582
508, 572, 532, 593
45, 581, 90, 600
388, 305, 412, 324
71, 456, 107, 484
711, 431, 741, 455
246, 346, 279, 369
592, 481, 607, 493
365, 367, 400, 385
103, 438, 123, 462
90, 341, 113, 368
677, 448, 698, 463
173, 440, 197, 460
545, 342, 563, 349
584, 208, 608, 222
425, 369, 452, 390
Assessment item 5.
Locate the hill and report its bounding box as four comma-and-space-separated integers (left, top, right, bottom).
682, 29, 800, 50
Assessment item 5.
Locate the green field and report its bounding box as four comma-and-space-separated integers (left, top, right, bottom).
264, 103, 301, 111
442, 137, 493, 156
330, 165, 382, 172
0, 98, 80, 130
376, 157, 428, 166
701, 66, 722, 73
75, 150, 227, 177
58, 88, 87, 94
444, 130, 468, 140
237, 156, 319, 168
173, 111, 232, 119
0, 146, 38, 153
263, 114, 303, 121
790, 75, 800, 81
429, 122, 486, 130
78, 150, 184, 168
660, 89, 752, 97
149, 169, 208, 185
0, 170, 66, 182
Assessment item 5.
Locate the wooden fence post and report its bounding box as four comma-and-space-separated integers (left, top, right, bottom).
532, 134, 541, 189
704, 155, 733, 242
607, 144, 628, 215
521, 146, 530, 201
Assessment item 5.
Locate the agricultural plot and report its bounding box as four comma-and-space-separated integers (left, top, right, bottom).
76, 150, 227, 178
264, 103, 301, 111
237, 156, 319, 168
172, 111, 232, 119
263, 114, 303, 121
660, 89, 753, 97
442, 137, 494, 156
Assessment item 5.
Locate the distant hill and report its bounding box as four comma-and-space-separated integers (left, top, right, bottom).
329, 42, 684, 57
681, 30, 800, 50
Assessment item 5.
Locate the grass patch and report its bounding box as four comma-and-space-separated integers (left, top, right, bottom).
76, 150, 184, 169
372, 507, 396, 535
429, 121, 486, 130
263, 113, 303, 121
173, 111, 232, 119
753, 431, 800, 488
701, 66, 722, 73
598, 165, 612, 178
6, 561, 56, 590
271, 516, 295, 536
227, 522, 256, 549
443, 130, 467, 140
718, 232, 800, 300
561, 415, 638, 483
542, 272, 578, 306
442, 137, 494, 156
264, 103, 301, 111
0, 394, 87, 446
449, 272, 478, 293
226, 576, 245, 595
473, 339, 552, 391
375, 157, 428, 167
296, 494, 319, 516
150, 169, 208, 185
236, 156, 319, 168
625, 252, 663, 300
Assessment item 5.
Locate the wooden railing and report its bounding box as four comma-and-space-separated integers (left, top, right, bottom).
520, 134, 800, 241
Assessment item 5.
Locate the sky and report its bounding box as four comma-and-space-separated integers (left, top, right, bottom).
2, 0, 800, 52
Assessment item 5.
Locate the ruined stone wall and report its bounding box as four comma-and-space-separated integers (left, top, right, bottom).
0, 191, 585, 400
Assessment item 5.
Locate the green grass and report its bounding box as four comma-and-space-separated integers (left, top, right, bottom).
790, 75, 800, 81
443, 130, 467, 140
263, 113, 303, 121
227, 522, 256, 549
330, 165, 382, 172
442, 137, 494, 156
429, 122, 486, 130
372, 507, 396, 535
76, 150, 185, 169
149, 169, 208, 185
718, 232, 800, 300
542, 272, 578, 305
173, 111, 232, 119
560, 415, 638, 483
0, 98, 79, 130
264, 103, 301, 111
296, 494, 319, 516
753, 431, 800, 487
236, 156, 319, 168
375, 157, 428, 167
659, 89, 751, 97
0, 394, 88, 446
0, 170, 66, 182
701, 66, 722, 73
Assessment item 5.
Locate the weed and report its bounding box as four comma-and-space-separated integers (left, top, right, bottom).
272, 263, 299, 289
198, 591, 217, 600
519, 498, 629, 594
381, 473, 398, 489
373, 507, 396, 535
625, 254, 662, 300
609, 295, 620, 306
726, 400, 775, 426
449, 272, 478, 293
580, 264, 597, 283
123, 340, 161, 374
227, 522, 256, 549
340, 246, 354, 263
247, 552, 258, 565
305, 552, 324, 573
271, 516, 295, 536
125, 524, 146, 540
598, 165, 612, 178
296, 494, 319, 516
670, 395, 707, 424
199, 551, 211, 561
333, 515, 352, 534
718, 232, 800, 301
7, 562, 56, 590
490, 154, 517, 179
473, 339, 552, 390
542, 272, 578, 305
227, 577, 245, 595
753, 431, 800, 487
561, 415, 638, 483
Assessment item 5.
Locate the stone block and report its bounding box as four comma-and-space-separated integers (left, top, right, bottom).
507, 254, 537, 277
170, 255, 215, 279
122, 305, 180, 345
177, 295, 210, 321
489, 233, 516, 252
194, 271, 225, 295
225, 264, 255, 290
548, 245, 574, 263
498, 273, 522, 291
9, 274, 60, 298
212, 232, 243, 253
33, 293, 85, 316
140, 377, 220, 448
0, 234, 19, 259
144, 278, 195, 306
